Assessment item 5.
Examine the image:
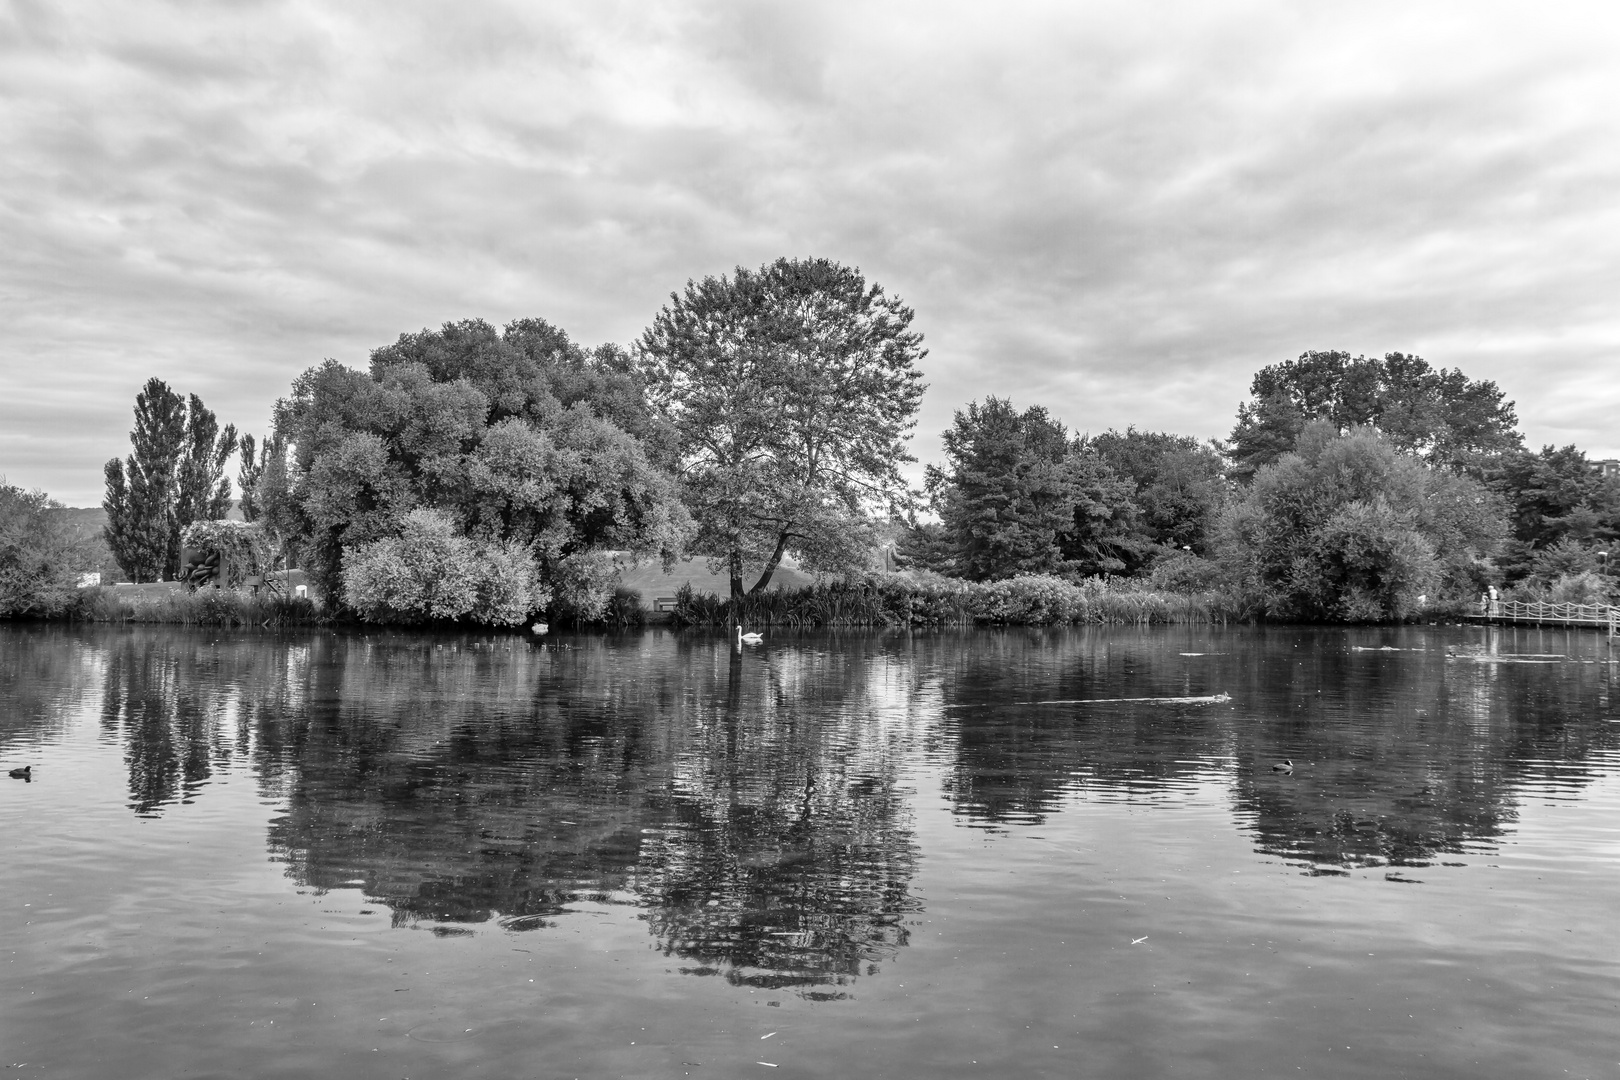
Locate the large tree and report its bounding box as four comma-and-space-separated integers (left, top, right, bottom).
638, 257, 927, 599
273, 321, 690, 619
103, 381, 237, 582
1218, 423, 1504, 620
1088, 427, 1228, 561
925, 398, 1143, 581
103, 378, 188, 582
1228, 351, 1521, 480
1483, 444, 1620, 579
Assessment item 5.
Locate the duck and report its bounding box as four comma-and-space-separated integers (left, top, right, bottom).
737, 626, 764, 646
8, 765, 31, 780
1271, 759, 1294, 773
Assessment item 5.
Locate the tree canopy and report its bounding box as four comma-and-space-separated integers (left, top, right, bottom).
1228, 351, 1521, 480
1088, 427, 1228, 562
102, 379, 237, 582
924, 398, 1143, 581
638, 257, 927, 599
271, 322, 690, 622
1219, 424, 1504, 621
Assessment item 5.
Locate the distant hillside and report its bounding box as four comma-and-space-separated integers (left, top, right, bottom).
58, 501, 246, 529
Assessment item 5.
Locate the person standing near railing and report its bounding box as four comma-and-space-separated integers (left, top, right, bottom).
1488, 585, 1500, 617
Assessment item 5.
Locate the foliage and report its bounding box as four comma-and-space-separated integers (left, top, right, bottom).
71, 585, 322, 626
1482, 445, 1620, 579
103, 378, 187, 582
1088, 427, 1228, 561
0, 485, 100, 617
178, 520, 274, 588
1544, 571, 1617, 604
341, 509, 542, 626
102, 380, 238, 582
669, 571, 1225, 628
1216, 424, 1502, 621
273, 325, 691, 615
172, 394, 238, 554
638, 257, 927, 598
927, 398, 1142, 580
1227, 351, 1521, 480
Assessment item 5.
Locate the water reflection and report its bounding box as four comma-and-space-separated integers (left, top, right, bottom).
4, 622, 1618, 993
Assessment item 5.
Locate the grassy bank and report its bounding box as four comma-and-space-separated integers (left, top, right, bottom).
671, 572, 1233, 628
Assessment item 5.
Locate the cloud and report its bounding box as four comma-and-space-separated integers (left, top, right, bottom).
2, 0, 1618, 504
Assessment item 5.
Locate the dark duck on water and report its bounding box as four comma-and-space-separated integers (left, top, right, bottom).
9, 765, 31, 780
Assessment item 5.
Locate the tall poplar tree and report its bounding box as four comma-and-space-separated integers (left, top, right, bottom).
102, 380, 236, 581
103, 378, 187, 582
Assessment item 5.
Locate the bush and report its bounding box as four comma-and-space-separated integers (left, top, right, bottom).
1546, 571, 1616, 604
0, 485, 100, 618
341, 509, 544, 625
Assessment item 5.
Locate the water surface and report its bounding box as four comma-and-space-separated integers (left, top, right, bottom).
3, 623, 1618, 1079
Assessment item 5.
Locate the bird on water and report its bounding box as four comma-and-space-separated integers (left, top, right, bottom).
1271, 759, 1294, 773
737, 626, 764, 646
8, 765, 31, 780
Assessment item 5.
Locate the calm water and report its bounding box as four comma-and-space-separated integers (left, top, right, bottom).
3, 623, 1619, 1079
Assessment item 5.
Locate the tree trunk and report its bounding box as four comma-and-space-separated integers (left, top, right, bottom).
729, 548, 745, 604
749, 532, 791, 595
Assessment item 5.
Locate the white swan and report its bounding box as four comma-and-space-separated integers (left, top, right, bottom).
737, 626, 764, 646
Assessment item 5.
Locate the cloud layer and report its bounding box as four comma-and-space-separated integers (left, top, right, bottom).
4, 0, 1618, 504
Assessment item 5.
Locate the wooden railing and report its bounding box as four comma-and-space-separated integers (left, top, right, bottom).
1483, 600, 1619, 633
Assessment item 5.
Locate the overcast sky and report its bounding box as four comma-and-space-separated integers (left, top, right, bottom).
3, 0, 1618, 505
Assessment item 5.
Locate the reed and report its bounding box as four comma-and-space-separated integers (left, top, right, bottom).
71, 586, 325, 627
669, 573, 1229, 628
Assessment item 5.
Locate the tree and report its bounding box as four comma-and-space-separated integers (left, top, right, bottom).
273, 323, 690, 618
1228, 351, 1521, 480
172, 393, 237, 569
638, 257, 927, 600
1217, 424, 1504, 621
0, 484, 99, 617
1483, 445, 1620, 578
103, 378, 187, 582
925, 398, 1144, 581
1088, 428, 1228, 561
102, 381, 238, 582
237, 434, 262, 522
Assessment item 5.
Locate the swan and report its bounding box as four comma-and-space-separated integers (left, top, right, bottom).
737, 626, 764, 646
1271, 759, 1294, 773
531, 621, 549, 635
8, 765, 30, 780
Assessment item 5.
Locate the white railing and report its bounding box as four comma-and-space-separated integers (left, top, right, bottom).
1488, 600, 1619, 634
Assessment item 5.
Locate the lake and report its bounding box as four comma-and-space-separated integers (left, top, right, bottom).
3, 622, 1618, 1079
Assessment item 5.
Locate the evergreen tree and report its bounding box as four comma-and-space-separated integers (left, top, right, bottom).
927, 398, 1144, 580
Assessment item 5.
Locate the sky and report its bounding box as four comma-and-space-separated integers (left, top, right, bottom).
3, 0, 1618, 506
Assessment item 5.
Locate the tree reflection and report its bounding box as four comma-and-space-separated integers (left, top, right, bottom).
935, 626, 1620, 869
249, 632, 921, 995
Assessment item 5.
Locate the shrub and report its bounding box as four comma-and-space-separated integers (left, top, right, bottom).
341, 509, 544, 625
0, 485, 100, 618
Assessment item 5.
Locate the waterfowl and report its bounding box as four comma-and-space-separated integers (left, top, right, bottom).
531, 621, 549, 635
737, 626, 764, 646
8, 765, 31, 780
1271, 759, 1294, 773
